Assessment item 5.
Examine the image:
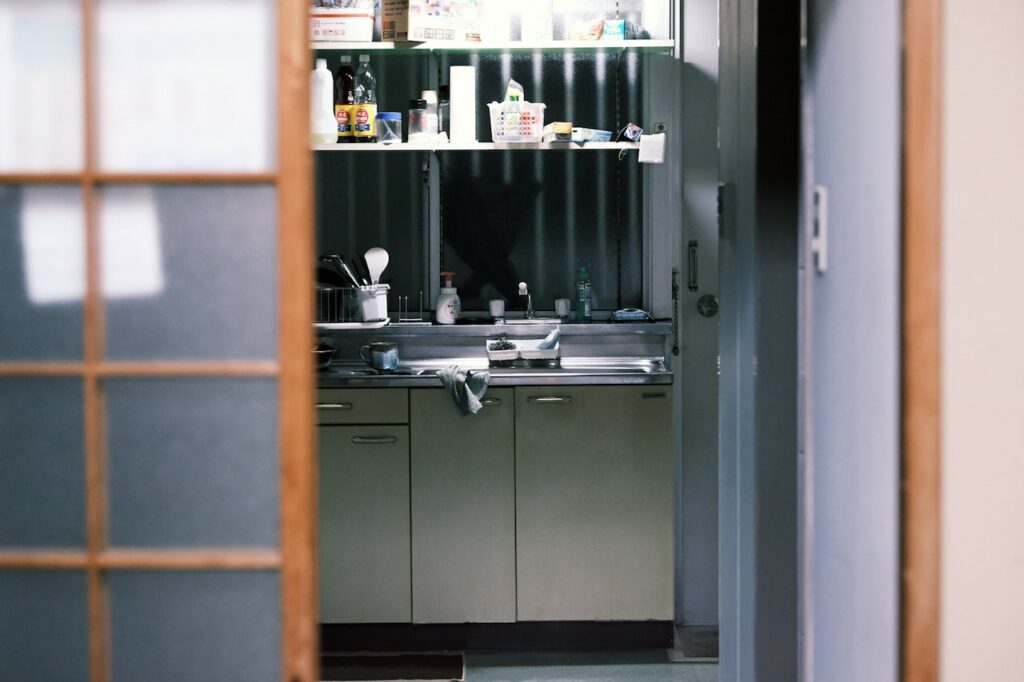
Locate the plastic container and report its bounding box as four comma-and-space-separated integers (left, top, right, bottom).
375, 112, 402, 144
421, 90, 440, 134
356, 284, 390, 322
310, 59, 338, 145
487, 100, 547, 143
408, 99, 430, 143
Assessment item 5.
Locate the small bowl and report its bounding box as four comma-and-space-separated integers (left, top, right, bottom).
313, 344, 336, 371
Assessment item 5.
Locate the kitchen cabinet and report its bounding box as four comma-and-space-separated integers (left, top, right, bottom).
409, 388, 516, 623
514, 385, 674, 621
319, 390, 411, 623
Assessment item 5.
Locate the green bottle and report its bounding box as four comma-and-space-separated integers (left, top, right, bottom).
576, 267, 592, 323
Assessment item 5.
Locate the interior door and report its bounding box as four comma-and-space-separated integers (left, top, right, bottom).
800, 0, 901, 680
0, 1, 315, 681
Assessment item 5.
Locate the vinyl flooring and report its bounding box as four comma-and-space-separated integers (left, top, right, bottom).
464, 651, 718, 682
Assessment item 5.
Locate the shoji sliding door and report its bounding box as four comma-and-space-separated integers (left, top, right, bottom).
0, 0, 315, 680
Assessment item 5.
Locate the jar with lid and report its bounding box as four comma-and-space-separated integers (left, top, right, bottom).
375, 112, 402, 144
408, 99, 431, 143
420, 90, 440, 134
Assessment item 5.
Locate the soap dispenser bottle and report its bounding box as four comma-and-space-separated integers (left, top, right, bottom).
435, 272, 461, 325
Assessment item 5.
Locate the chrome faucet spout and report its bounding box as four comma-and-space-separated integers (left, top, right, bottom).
519, 281, 535, 319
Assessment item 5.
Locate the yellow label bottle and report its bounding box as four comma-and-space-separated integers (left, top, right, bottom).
336, 104, 354, 142
353, 103, 378, 142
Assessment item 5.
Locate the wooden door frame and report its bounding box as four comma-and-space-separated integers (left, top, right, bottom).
277, 0, 317, 679
902, 0, 942, 680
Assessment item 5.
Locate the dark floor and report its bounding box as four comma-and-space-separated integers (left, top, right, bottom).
321, 626, 719, 681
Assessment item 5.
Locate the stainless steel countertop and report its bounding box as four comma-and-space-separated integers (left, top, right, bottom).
316, 321, 672, 339
317, 357, 673, 387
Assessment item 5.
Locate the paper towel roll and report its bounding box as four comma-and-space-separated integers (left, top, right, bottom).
450, 66, 477, 144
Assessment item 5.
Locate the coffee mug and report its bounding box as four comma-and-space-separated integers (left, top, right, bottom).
360, 341, 399, 371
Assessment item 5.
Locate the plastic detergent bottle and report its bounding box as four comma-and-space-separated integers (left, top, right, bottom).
334, 55, 356, 143
576, 266, 593, 323
310, 59, 337, 145
435, 272, 462, 325
353, 54, 378, 143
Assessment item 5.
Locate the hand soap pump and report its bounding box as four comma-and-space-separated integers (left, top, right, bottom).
435, 272, 461, 325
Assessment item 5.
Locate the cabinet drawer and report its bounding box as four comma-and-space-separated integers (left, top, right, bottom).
316, 388, 408, 425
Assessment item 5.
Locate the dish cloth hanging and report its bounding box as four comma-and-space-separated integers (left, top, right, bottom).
438, 366, 491, 415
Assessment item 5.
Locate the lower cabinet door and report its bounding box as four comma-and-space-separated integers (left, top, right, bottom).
515, 386, 675, 621
410, 388, 516, 623
319, 425, 411, 623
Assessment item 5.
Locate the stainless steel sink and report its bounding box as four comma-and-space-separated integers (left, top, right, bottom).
501, 318, 563, 325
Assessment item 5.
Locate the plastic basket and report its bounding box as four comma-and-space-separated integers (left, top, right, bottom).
487, 101, 547, 143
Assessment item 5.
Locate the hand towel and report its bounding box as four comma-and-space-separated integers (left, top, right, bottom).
438, 366, 491, 415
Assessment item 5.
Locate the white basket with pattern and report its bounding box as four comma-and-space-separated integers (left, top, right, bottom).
487, 101, 547, 143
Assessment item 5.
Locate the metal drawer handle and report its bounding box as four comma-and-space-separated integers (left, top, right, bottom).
318, 403, 354, 411
528, 396, 573, 404
351, 436, 398, 445
480, 398, 503, 407
642, 392, 668, 400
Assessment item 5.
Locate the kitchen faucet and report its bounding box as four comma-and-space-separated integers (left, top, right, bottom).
518, 281, 534, 319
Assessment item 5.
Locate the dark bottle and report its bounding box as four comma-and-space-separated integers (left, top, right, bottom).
334, 55, 356, 143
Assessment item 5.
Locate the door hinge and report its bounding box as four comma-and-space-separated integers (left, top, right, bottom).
812, 185, 829, 274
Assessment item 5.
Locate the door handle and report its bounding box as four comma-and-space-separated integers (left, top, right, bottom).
480, 397, 503, 407
318, 403, 353, 411
687, 240, 699, 292
351, 436, 398, 445
527, 396, 573, 404
812, 185, 829, 274
642, 392, 668, 400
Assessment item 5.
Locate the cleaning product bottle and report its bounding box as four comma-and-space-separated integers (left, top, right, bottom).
435, 272, 461, 325
310, 59, 338, 145
353, 54, 378, 143
334, 55, 356, 143
576, 266, 593, 323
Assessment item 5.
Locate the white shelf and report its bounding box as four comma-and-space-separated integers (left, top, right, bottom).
311, 39, 675, 53
312, 141, 640, 152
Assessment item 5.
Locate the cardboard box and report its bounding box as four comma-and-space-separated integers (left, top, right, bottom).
381, 0, 409, 41
408, 0, 480, 42
310, 7, 375, 42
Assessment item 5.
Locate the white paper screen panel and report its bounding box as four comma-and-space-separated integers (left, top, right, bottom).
96, 0, 276, 173
0, 0, 84, 172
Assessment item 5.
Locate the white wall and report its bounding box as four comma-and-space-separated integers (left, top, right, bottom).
941, 1, 1024, 679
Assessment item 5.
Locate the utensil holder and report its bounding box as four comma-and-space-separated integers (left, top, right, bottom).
356, 284, 390, 322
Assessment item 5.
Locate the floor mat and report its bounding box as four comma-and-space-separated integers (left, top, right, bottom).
321, 654, 463, 681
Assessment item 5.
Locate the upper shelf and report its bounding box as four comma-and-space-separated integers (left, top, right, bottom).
313, 141, 640, 152
310, 39, 676, 53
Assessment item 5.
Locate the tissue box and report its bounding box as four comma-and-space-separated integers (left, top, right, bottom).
571, 127, 613, 143
408, 0, 480, 42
